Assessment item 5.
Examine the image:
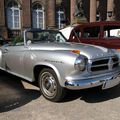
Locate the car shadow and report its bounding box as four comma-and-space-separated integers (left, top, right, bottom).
80, 84, 120, 103
0, 71, 41, 113
1, 71, 120, 106
63, 83, 120, 103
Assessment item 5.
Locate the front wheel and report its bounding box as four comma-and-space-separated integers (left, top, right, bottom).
38, 68, 65, 102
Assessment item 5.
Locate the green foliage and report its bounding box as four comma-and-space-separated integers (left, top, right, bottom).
11, 35, 24, 45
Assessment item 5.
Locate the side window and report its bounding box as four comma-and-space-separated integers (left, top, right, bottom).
104, 25, 120, 38
83, 26, 100, 38
72, 29, 81, 39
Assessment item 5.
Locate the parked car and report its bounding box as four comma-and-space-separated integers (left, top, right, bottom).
0, 28, 120, 102
60, 21, 120, 50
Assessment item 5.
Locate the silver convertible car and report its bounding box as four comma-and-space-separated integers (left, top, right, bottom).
0, 29, 120, 102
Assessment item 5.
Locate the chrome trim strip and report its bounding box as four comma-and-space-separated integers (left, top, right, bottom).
88, 55, 119, 73
65, 72, 120, 90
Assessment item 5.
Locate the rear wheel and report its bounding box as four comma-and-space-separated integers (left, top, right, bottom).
38, 68, 65, 102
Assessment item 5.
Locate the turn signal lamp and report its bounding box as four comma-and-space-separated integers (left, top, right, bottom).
116, 49, 120, 52
71, 50, 80, 54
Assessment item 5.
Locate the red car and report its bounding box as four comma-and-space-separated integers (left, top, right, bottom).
61, 21, 120, 50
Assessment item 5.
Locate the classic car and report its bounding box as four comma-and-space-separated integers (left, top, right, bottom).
60, 21, 120, 50
0, 28, 120, 102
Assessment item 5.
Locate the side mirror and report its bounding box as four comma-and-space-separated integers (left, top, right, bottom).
27, 40, 32, 45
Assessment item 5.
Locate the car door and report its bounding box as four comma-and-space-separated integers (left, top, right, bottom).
101, 25, 120, 49
1, 43, 29, 76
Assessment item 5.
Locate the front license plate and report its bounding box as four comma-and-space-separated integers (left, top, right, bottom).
102, 75, 120, 90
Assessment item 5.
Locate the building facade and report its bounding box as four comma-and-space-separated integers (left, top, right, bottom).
0, 0, 120, 40
71, 0, 120, 23
0, 0, 66, 40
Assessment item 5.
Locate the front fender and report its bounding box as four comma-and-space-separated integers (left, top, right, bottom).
24, 50, 78, 86
33, 61, 67, 86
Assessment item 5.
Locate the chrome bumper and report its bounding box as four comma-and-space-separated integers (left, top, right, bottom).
65, 71, 120, 90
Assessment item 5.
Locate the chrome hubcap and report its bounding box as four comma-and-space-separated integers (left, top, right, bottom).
41, 72, 57, 97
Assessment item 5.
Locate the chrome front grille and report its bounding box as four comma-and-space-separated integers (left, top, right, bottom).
90, 56, 119, 72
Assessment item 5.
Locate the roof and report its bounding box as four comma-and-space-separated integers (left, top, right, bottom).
75, 21, 120, 28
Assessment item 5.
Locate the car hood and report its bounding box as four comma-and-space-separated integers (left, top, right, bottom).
29, 42, 116, 59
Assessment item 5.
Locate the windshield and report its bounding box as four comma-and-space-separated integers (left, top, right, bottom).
26, 30, 67, 43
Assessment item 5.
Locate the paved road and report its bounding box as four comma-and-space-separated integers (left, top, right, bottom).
0, 72, 120, 120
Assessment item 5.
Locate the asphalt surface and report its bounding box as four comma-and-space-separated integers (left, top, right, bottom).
0, 71, 120, 120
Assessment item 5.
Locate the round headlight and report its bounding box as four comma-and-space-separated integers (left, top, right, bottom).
74, 55, 87, 71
